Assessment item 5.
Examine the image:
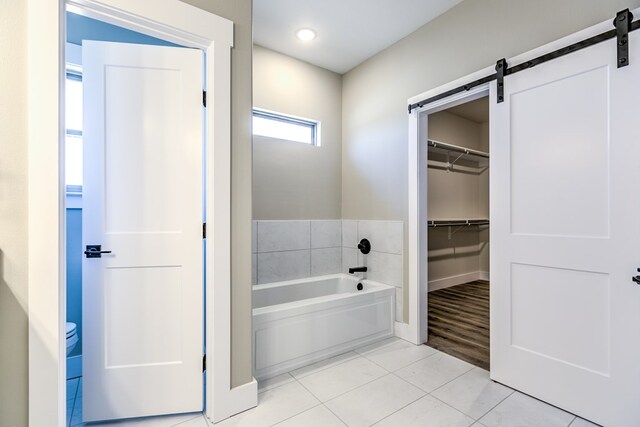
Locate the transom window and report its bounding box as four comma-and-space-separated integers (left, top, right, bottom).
252, 109, 320, 146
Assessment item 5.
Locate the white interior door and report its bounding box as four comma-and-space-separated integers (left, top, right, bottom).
491, 32, 640, 426
82, 41, 203, 422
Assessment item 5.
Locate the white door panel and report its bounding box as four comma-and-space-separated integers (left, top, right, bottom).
82, 41, 203, 422
491, 32, 640, 426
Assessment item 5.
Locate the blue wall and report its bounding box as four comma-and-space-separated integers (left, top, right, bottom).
66, 207, 83, 357
67, 12, 179, 47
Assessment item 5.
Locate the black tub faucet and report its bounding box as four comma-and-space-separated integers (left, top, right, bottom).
348, 266, 367, 274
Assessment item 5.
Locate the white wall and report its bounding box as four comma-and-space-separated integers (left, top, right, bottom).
253, 45, 342, 220
342, 0, 640, 320
0, 1, 28, 425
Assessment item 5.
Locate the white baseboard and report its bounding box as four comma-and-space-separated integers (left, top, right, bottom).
208, 378, 257, 423
428, 271, 488, 292
66, 355, 82, 379
394, 321, 419, 344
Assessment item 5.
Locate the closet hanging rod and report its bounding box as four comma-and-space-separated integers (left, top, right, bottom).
428, 219, 490, 227
427, 140, 489, 159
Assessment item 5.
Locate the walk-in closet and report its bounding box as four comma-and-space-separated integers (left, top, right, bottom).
426, 96, 490, 369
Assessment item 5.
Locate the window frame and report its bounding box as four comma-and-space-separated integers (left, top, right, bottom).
65, 66, 83, 192
252, 108, 320, 146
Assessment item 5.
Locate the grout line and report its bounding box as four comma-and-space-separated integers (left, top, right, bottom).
307, 373, 401, 414
256, 246, 342, 254
68, 379, 79, 427
309, 225, 312, 276
170, 413, 207, 426
425, 393, 478, 421
269, 402, 323, 427
366, 376, 427, 426
296, 364, 392, 404
289, 352, 360, 381
358, 344, 439, 373
268, 403, 324, 427
352, 339, 397, 356
506, 389, 588, 426
255, 222, 260, 284
414, 357, 476, 392
262, 376, 323, 426
321, 403, 349, 426
257, 372, 296, 394
465, 387, 515, 423
428, 390, 493, 422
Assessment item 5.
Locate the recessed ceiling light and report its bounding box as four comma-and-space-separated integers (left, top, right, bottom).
295, 28, 317, 42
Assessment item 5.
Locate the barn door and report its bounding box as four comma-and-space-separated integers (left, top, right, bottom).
491, 30, 640, 426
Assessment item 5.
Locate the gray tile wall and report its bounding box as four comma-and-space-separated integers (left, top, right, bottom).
342, 220, 404, 322
253, 219, 403, 321
253, 220, 342, 285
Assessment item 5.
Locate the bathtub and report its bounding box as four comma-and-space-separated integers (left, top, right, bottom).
253, 273, 395, 380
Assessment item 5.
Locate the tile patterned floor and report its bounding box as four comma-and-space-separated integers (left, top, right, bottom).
66, 338, 600, 426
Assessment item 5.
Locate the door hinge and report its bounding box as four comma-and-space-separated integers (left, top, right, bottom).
203, 222, 206, 239
615, 9, 633, 68
203, 90, 207, 107
202, 354, 206, 372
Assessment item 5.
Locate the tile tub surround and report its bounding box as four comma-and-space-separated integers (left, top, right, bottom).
253, 220, 404, 311
343, 220, 404, 322
254, 220, 343, 285
252, 220, 405, 375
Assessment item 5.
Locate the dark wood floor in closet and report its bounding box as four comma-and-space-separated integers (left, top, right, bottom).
425, 280, 490, 370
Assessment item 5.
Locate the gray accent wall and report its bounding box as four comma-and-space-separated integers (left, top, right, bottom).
253, 45, 343, 220
341, 0, 640, 322
179, 0, 255, 389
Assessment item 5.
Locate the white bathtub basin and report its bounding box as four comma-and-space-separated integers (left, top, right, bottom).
253, 274, 395, 380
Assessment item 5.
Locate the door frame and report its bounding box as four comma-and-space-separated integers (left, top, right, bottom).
402, 84, 490, 346
27, 1, 257, 425
403, 9, 637, 347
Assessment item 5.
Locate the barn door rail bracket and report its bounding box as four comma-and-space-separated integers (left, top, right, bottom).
408, 8, 640, 112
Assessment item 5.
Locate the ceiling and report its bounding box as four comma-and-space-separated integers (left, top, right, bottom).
447, 97, 489, 123
253, 0, 464, 74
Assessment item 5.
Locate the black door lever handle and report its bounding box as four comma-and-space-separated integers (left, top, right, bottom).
84, 245, 112, 258
632, 275, 640, 284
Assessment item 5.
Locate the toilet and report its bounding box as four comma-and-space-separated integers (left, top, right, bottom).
66, 322, 79, 356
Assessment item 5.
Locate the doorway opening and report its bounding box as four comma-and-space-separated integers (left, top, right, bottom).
424, 96, 490, 370
413, 90, 491, 370
65, 10, 205, 425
